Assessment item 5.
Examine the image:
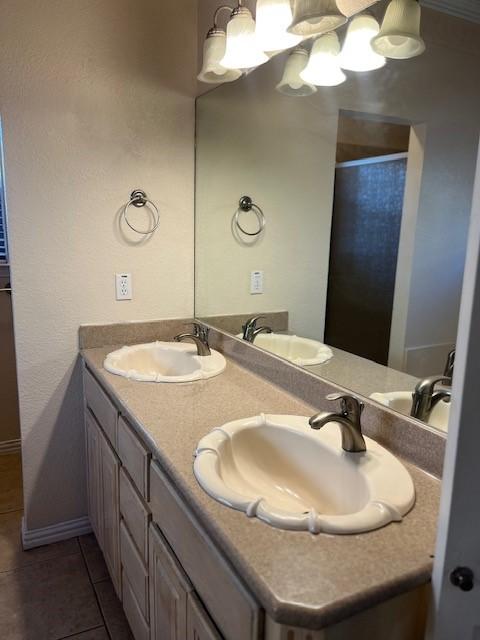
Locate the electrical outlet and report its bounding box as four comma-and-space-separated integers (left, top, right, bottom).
250, 270, 264, 295
115, 273, 132, 300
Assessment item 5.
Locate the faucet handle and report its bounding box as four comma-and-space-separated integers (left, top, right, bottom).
184, 322, 209, 342
326, 393, 364, 418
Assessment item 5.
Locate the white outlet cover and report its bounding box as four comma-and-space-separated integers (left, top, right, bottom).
115, 273, 132, 300
250, 270, 264, 295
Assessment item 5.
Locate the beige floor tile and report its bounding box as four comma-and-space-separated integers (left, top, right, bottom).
95, 578, 134, 639
79, 534, 109, 583
0, 510, 79, 573
64, 627, 109, 639
0, 551, 103, 639
0, 452, 23, 514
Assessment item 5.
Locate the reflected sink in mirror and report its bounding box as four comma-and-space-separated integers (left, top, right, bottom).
371, 391, 450, 433
194, 414, 415, 535
104, 341, 226, 383
236, 332, 333, 366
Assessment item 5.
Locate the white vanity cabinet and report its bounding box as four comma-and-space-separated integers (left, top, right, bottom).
83, 364, 229, 640
85, 407, 121, 596
83, 362, 428, 640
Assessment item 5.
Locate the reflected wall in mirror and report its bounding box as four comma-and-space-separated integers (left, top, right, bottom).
195, 3, 480, 434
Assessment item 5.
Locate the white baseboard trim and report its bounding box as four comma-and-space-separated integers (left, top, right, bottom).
22, 515, 92, 550
0, 439, 21, 454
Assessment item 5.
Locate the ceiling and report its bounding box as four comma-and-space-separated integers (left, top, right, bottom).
421, 0, 480, 23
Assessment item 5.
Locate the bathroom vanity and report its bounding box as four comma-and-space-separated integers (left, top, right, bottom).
81, 320, 442, 640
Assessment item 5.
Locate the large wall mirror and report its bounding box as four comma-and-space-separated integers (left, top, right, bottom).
195, 2, 480, 434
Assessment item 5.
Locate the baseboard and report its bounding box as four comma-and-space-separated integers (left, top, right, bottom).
0, 438, 21, 454
22, 515, 92, 550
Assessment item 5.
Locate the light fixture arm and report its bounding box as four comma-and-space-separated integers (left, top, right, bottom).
212, 5, 235, 29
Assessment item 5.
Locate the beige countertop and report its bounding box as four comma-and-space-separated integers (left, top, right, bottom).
82, 346, 441, 630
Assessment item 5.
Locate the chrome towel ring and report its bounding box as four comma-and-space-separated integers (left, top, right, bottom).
122, 189, 160, 235
234, 196, 266, 236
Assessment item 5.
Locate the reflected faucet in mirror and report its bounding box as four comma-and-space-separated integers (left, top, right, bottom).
410, 376, 451, 422
410, 349, 455, 421
444, 349, 456, 379
309, 393, 367, 453
241, 316, 273, 343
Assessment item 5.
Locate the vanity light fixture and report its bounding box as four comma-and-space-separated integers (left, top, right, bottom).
339, 14, 386, 71
256, 0, 303, 52
221, 1, 269, 70
276, 48, 317, 96
288, 0, 347, 37
371, 0, 426, 59
198, 7, 243, 84
300, 32, 346, 86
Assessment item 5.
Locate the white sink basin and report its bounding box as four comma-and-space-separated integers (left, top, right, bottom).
104, 341, 226, 383
371, 391, 450, 432
236, 333, 333, 366
194, 414, 415, 534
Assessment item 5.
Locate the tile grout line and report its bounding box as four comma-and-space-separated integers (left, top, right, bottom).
57, 624, 106, 640
0, 548, 84, 576
78, 536, 114, 640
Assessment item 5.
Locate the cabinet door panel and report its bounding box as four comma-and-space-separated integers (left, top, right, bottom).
187, 593, 223, 640
85, 410, 103, 549
149, 523, 191, 640
101, 433, 121, 597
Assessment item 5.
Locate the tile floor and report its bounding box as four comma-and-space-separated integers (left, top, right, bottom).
0, 452, 133, 639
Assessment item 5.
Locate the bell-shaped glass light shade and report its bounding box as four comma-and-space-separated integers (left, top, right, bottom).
300, 32, 346, 86
339, 14, 386, 71
256, 0, 303, 52
221, 7, 269, 70
336, 0, 382, 18
276, 48, 317, 96
371, 0, 425, 59
197, 31, 243, 83
288, 0, 347, 37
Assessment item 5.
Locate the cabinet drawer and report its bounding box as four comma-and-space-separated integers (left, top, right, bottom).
188, 593, 223, 640
150, 461, 261, 640
122, 570, 149, 640
120, 468, 150, 564
120, 520, 149, 621
84, 367, 117, 447
118, 416, 151, 500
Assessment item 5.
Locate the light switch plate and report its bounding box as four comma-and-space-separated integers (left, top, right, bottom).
115, 273, 132, 300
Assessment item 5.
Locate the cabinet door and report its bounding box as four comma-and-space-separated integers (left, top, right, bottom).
101, 432, 121, 597
187, 593, 223, 640
149, 523, 192, 640
85, 411, 104, 549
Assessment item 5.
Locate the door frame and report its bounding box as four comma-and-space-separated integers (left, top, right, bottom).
429, 140, 480, 638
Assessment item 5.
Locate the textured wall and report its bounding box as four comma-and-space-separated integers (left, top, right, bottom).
0, 0, 197, 530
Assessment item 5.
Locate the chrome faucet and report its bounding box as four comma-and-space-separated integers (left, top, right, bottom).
410, 376, 451, 422
444, 348, 455, 379
309, 393, 366, 453
242, 315, 272, 343
174, 323, 211, 356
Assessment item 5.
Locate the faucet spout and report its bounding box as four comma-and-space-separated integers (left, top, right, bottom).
173, 325, 211, 357
309, 394, 366, 453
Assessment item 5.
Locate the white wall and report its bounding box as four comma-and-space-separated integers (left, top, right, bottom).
0, 0, 197, 531
195, 9, 480, 372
